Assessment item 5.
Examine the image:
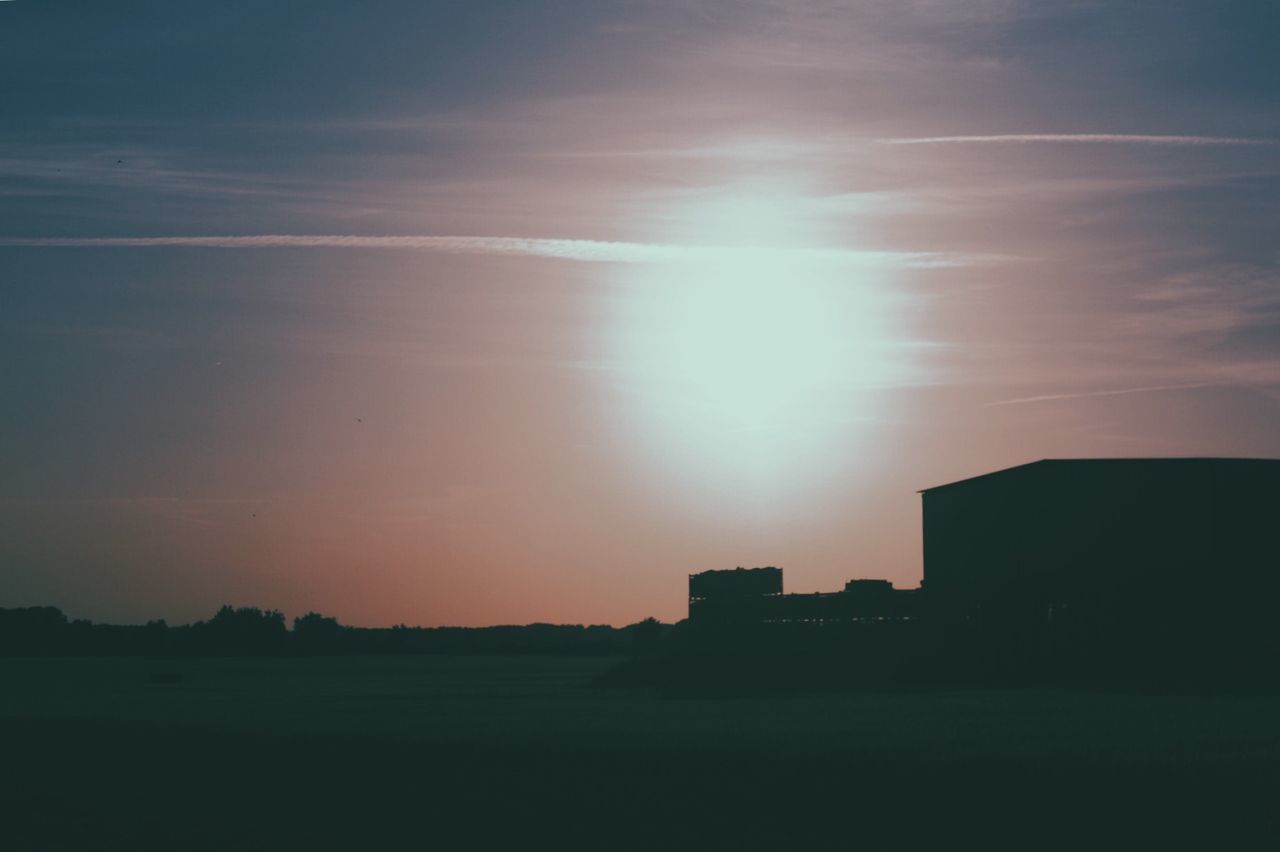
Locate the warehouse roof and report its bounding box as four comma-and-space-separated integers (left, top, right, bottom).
918, 457, 1280, 494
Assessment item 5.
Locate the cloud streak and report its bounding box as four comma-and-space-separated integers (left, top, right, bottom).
987, 382, 1219, 407
880, 134, 1277, 147
0, 234, 993, 268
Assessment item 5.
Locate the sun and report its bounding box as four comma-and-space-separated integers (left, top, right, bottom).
633, 250, 846, 434
605, 184, 910, 500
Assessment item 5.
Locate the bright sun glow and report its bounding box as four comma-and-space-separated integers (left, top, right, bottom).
608, 183, 915, 501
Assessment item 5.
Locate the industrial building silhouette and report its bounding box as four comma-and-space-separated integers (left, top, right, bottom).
689, 458, 1279, 675
688, 567, 916, 624
922, 457, 1280, 666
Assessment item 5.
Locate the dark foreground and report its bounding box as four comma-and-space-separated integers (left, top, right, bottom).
2, 656, 1277, 851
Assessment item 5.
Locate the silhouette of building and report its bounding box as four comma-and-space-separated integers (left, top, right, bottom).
683, 458, 1278, 678
688, 567, 915, 625
920, 458, 1280, 665
688, 566, 783, 624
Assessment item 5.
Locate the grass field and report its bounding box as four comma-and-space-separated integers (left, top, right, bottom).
2, 655, 1278, 850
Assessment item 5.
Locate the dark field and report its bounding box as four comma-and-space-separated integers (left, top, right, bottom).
2, 656, 1278, 850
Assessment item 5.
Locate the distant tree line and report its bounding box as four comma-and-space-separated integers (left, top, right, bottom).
0, 605, 668, 657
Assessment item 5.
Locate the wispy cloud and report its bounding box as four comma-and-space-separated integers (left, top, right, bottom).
0, 234, 996, 268
987, 382, 1219, 406
1123, 265, 1280, 341
880, 134, 1277, 147
0, 495, 258, 528
541, 138, 829, 161
0, 154, 329, 201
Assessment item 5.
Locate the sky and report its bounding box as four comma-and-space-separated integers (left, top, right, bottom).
2, 0, 1278, 627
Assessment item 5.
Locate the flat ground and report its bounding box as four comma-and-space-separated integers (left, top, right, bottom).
1, 656, 1277, 850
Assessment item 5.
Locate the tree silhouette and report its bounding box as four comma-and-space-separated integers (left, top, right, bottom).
293, 611, 345, 653
198, 605, 287, 654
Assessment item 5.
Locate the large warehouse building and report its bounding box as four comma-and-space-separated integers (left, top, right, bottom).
920, 458, 1280, 663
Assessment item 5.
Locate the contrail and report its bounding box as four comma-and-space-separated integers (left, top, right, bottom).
988, 382, 1217, 406
0, 234, 673, 263
880, 134, 1275, 147
0, 234, 993, 268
